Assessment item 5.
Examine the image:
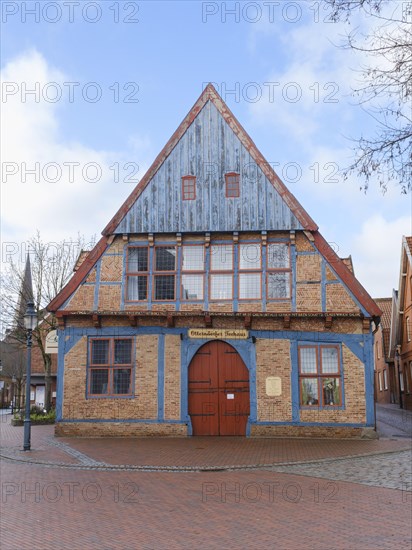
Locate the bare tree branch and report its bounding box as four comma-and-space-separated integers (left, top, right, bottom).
0, 232, 95, 409
324, 0, 412, 192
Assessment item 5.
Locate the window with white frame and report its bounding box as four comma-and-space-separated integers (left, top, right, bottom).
154, 246, 176, 300
407, 317, 411, 342
181, 245, 204, 300
125, 239, 295, 304
299, 345, 342, 407
210, 244, 233, 300
127, 247, 149, 301
378, 372, 383, 392
239, 243, 261, 300
267, 243, 291, 299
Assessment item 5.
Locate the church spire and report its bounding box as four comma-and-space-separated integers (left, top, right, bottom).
15, 254, 34, 329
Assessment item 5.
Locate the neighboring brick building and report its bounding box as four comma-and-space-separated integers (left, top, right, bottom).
394, 237, 412, 411
373, 298, 395, 404
48, 84, 381, 438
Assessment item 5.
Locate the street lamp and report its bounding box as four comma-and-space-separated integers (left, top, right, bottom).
23, 301, 37, 451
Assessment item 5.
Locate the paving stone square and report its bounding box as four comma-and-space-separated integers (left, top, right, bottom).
1, 408, 411, 550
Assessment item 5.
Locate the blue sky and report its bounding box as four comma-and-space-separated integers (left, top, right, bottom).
1, 0, 411, 297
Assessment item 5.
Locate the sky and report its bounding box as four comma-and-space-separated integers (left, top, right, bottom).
1, 0, 411, 299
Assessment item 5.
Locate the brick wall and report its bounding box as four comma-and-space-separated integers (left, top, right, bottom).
255, 339, 292, 422
55, 422, 188, 437
62, 335, 158, 422
164, 335, 181, 420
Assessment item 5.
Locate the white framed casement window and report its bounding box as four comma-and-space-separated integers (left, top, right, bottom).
126, 247, 149, 301
267, 243, 291, 300
153, 246, 177, 301
210, 244, 233, 300
299, 345, 342, 407
181, 245, 204, 300
239, 243, 261, 300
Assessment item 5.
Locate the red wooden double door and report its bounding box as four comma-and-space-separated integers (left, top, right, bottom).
188, 341, 250, 436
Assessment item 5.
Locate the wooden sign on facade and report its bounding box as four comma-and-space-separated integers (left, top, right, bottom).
188, 329, 249, 340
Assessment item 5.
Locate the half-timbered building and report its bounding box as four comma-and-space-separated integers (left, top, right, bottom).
48, 84, 381, 438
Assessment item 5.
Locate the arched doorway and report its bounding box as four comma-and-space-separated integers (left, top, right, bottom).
188, 341, 250, 436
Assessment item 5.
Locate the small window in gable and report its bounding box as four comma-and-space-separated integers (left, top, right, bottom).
182, 176, 196, 200
225, 172, 240, 198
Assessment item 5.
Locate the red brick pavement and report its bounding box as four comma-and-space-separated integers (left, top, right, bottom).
1, 416, 411, 549
1, 460, 411, 549
0, 416, 410, 468
62, 435, 411, 468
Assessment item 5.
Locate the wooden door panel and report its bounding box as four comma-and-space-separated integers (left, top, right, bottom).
188, 341, 250, 436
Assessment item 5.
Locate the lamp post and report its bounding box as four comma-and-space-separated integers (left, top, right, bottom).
23, 301, 37, 451
11, 376, 16, 412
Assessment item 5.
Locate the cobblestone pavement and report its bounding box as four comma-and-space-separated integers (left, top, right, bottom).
269, 449, 412, 491
1, 414, 411, 549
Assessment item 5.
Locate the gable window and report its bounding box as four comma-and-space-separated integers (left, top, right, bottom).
239, 243, 261, 300
182, 176, 196, 200
225, 172, 240, 198
181, 245, 204, 300
88, 338, 133, 397
154, 246, 176, 300
267, 243, 291, 299
127, 247, 148, 301
210, 244, 233, 300
299, 345, 342, 407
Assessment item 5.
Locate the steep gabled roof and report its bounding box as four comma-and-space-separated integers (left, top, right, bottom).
47, 237, 108, 312
47, 85, 381, 318
312, 232, 381, 318
103, 84, 317, 235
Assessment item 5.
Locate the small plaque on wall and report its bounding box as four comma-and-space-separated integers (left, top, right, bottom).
266, 376, 282, 397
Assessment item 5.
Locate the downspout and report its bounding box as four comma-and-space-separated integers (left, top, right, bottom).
396, 347, 403, 409
372, 317, 380, 433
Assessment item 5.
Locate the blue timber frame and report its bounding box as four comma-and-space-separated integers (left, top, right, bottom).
56, 325, 375, 432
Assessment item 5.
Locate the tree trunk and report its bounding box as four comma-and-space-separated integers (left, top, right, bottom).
44, 354, 52, 412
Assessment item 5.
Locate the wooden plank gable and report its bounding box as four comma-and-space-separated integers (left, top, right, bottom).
113, 100, 304, 234
103, 84, 317, 236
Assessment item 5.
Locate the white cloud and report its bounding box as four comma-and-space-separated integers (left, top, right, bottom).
350, 214, 412, 297
1, 49, 149, 256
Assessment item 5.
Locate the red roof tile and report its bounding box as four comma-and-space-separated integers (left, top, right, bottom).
374, 298, 392, 360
